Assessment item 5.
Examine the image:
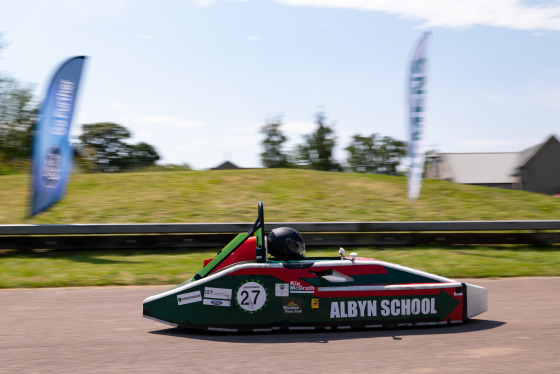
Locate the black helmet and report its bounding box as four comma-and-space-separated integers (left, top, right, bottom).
267, 227, 306, 260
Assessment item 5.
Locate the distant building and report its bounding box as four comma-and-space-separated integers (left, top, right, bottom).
425, 135, 560, 195
211, 161, 241, 170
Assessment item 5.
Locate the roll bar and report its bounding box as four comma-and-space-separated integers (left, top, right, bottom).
192, 202, 267, 280
252, 201, 266, 263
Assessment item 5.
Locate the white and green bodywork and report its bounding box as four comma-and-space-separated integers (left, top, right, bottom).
143, 203, 487, 332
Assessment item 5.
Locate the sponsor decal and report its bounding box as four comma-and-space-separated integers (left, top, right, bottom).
275, 283, 289, 297
177, 290, 202, 305
204, 287, 232, 300
203, 298, 231, 307
236, 280, 267, 313
330, 297, 438, 319
283, 300, 303, 316
311, 298, 319, 309
289, 280, 315, 294
40, 146, 63, 188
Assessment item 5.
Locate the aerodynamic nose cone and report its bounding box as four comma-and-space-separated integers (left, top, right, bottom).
142, 293, 181, 327
465, 283, 487, 318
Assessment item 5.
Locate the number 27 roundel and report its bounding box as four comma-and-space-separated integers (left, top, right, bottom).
236, 281, 267, 312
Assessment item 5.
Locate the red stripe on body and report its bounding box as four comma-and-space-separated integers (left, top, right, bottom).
316, 288, 441, 298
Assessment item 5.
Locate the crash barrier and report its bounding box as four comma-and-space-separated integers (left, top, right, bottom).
1, 220, 560, 250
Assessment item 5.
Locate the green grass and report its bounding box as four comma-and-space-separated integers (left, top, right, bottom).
1, 246, 558, 288
1, 169, 560, 288
2, 169, 560, 224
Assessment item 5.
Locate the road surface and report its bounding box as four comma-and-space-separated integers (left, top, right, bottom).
1, 277, 558, 373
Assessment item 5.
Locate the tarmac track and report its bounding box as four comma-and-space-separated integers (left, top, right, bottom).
0, 277, 558, 374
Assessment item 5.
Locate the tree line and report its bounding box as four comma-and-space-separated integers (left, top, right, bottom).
1, 37, 406, 175
261, 112, 406, 175
1, 82, 405, 175
0, 37, 162, 174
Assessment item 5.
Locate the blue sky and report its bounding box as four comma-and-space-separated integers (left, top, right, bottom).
1, 0, 560, 169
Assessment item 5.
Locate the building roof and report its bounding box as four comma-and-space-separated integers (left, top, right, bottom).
427, 152, 519, 184
514, 135, 560, 173
439, 153, 519, 184
211, 161, 241, 170
427, 135, 560, 186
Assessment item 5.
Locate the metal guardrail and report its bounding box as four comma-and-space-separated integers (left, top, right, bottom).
1, 221, 560, 250
2, 220, 560, 235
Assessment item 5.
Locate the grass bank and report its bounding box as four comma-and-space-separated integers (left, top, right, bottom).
1, 169, 559, 288
2, 169, 560, 224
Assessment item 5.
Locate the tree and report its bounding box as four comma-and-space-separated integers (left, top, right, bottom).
0, 36, 38, 163
260, 116, 290, 168
345, 133, 406, 175
296, 112, 341, 171
129, 142, 160, 168
79, 122, 131, 172
78, 122, 160, 172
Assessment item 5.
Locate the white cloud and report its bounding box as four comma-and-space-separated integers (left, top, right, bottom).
482, 87, 560, 109
104, 101, 166, 113
230, 124, 261, 133
191, 0, 249, 8
130, 115, 206, 129
283, 120, 316, 134
105, 101, 129, 110
191, 0, 560, 30
192, 0, 216, 7
274, 0, 560, 31
457, 139, 535, 148
229, 120, 315, 137
36, 0, 135, 20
